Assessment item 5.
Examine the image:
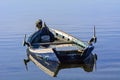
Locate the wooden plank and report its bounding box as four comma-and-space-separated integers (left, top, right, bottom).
50, 28, 87, 48
50, 44, 74, 48
29, 48, 54, 54
33, 41, 73, 45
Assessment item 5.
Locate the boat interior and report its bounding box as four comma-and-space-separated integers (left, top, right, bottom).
29, 26, 85, 53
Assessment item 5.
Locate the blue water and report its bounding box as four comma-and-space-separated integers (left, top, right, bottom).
0, 0, 120, 80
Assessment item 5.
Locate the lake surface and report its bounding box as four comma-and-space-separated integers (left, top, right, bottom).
0, 0, 120, 80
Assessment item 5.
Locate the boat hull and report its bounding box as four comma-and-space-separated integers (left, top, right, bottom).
25, 27, 96, 77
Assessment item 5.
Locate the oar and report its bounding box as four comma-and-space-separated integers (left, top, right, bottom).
94, 54, 97, 71
22, 34, 31, 47
23, 59, 30, 71
23, 34, 27, 46
88, 26, 97, 45
93, 25, 97, 43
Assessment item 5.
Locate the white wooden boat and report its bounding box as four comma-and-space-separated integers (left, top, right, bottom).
23, 23, 97, 77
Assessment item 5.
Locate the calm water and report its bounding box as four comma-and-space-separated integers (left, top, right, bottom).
0, 0, 120, 80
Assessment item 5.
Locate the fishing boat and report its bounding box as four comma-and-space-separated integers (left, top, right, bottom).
23, 21, 97, 77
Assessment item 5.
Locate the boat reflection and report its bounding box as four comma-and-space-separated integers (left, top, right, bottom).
53, 53, 97, 77
24, 51, 97, 77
